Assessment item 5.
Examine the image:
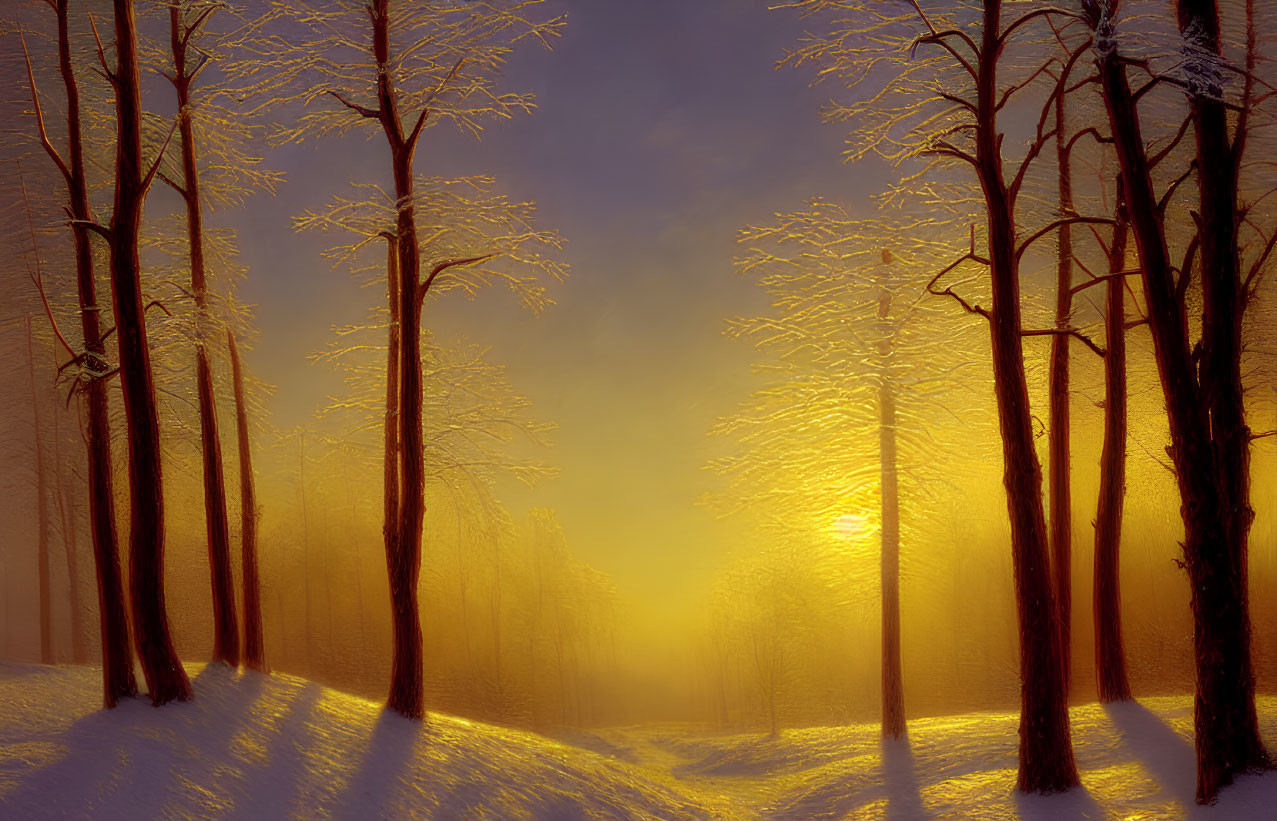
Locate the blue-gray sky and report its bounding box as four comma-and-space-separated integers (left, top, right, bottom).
226, 0, 890, 613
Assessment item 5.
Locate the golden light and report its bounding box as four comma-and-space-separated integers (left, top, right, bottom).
834, 513, 869, 540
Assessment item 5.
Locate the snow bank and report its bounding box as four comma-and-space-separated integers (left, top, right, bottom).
605, 698, 1277, 819
4, 664, 1277, 819
0, 664, 704, 820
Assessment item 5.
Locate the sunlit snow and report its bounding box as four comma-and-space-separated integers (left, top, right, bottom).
3, 665, 1277, 819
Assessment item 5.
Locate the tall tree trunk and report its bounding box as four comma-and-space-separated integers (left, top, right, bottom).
1094, 198, 1131, 703
229, 330, 266, 671
169, 7, 239, 667
1049, 89, 1074, 696
877, 287, 904, 739
299, 432, 314, 673
383, 233, 402, 638
361, 0, 426, 719
1176, 0, 1268, 797
26, 316, 54, 666
110, 0, 191, 706
1093, 22, 1269, 802
878, 373, 904, 738
51, 399, 87, 664
976, 1, 1077, 793
42, 0, 137, 704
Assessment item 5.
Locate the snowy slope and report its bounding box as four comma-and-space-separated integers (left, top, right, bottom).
0, 664, 707, 820
3, 664, 1277, 819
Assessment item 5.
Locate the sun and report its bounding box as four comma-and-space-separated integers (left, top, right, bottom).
833, 513, 869, 540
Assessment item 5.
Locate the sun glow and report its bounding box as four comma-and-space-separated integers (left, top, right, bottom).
833, 513, 869, 540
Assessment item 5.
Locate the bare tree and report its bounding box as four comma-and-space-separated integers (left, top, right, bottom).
228, 325, 266, 670
97, 0, 191, 705
1092, 192, 1132, 703
1081, 0, 1276, 801
24, 315, 54, 665
18, 0, 137, 706
158, 0, 239, 668
776, 0, 1114, 790
229, 0, 563, 718
718, 204, 987, 739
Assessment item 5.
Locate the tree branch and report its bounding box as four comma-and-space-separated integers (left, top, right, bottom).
180, 4, 221, 54
19, 165, 76, 358
1021, 327, 1105, 357
417, 254, 499, 309
1176, 234, 1199, 308
1158, 163, 1195, 216
1069, 269, 1141, 296
1149, 116, 1192, 169
328, 90, 382, 120
1016, 217, 1114, 261
19, 27, 71, 185
87, 12, 115, 84
926, 225, 991, 321
159, 172, 188, 200
141, 118, 180, 196
69, 219, 111, 241
998, 7, 1080, 51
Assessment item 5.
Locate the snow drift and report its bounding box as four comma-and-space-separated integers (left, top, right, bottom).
3, 664, 1277, 818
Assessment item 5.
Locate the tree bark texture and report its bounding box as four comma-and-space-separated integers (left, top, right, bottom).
1094, 25, 1269, 802
111, 0, 191, 705
977, 1, 1077, 793
1094, 197, 1131, 704
229, 330, 266, 671
169, 7, 239, 667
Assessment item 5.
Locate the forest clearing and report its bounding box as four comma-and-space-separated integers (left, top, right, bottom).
4, 0, 1277, 817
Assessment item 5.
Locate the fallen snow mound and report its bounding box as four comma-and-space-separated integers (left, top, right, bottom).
0, 664, 704, 820
3, 664, 1277, 819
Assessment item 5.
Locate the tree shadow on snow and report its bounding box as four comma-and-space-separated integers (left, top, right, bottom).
1013, 783, 1108, 821
1104, 700, 1197, 808
226, 681, 324, 819
763, 733, 930, 819
881, 734, 933, 819
0, 665, 271, 818
333, 708, 419, 819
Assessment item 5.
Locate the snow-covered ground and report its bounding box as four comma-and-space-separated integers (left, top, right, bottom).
2, 664, 1277, 819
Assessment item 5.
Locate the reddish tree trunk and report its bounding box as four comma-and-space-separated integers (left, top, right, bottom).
1178, 0, 1269, 799
51, 399, 87, 664
384, 232, 402, 606
169, 7, 239, 667
37, 0, 136, 706
229, 330, 266, 671
878, 372, 904, 738
876, 289, 904, 738
26, 316, 54, 665
1049, 89, 1074, 695
1093, 23, 1269, 802
110, 0, 191, 705
58, 485, 86, 664
1094, 199, 1131, 703
975, 1, 1077, 793
352, 0, 427, 719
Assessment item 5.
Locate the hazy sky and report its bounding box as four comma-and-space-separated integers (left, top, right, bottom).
222, 0, 893, 616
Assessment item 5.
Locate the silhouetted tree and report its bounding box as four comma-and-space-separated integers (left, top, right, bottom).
777, 0, 1114, 790
1082, 0, 1275, 801
160, 0, 239, 668
718, 205, 986, 739
19, 0, 136, 706
1092, 193, 1132, 703
228, 327, 266, 671
231, 0, 563, 718
100, 0, 191, 705
24, 315, 54, 666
